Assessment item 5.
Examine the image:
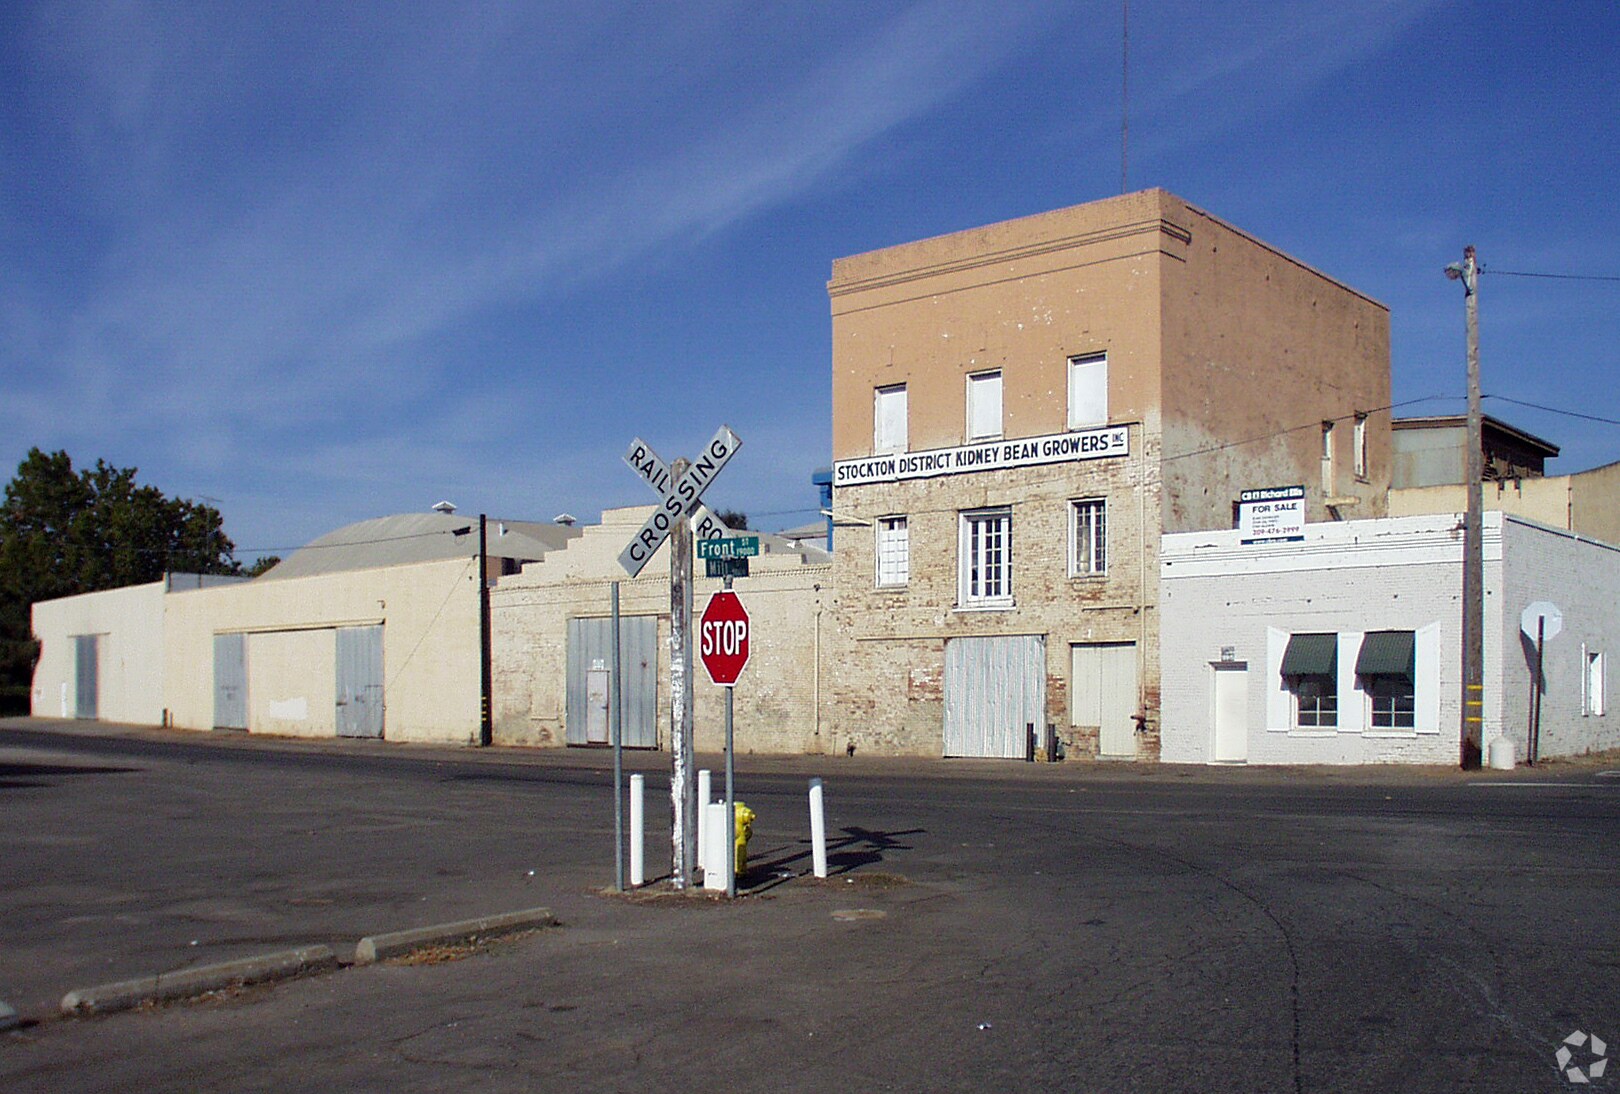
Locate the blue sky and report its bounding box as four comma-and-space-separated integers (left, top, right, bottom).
3, 0, 1618, 561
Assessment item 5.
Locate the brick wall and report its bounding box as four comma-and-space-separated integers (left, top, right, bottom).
491, 507, 831, 755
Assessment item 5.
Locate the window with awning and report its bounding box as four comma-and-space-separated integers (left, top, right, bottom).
1357, 630, 1415, 728
1281, 633, 1338, 727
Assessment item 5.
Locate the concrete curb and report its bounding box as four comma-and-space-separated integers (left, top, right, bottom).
354, 906, 557, 965
60, 945, 337, 1017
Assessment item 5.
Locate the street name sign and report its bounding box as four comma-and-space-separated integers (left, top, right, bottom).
699, 591, 750, 686
697, 535, 759, 561
618, 427, 741, 577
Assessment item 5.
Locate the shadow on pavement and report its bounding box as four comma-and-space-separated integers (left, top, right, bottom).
0, 761, 138, 790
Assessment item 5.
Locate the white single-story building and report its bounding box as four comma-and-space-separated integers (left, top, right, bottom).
1160, 512, 1620, 764
30, 574, 245, 724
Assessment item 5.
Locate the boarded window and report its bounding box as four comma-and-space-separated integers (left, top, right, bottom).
874, 384, 908, 454
1067, 355, 1107, 429
966, 371, 1002, 440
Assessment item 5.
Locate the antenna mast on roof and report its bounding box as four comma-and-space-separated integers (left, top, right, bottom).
1121, 0, 1129, 194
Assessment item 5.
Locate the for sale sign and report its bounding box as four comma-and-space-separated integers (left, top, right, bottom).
1238, 485, 1306, 544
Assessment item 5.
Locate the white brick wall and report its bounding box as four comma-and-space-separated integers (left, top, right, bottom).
1160, 513, 1510, 765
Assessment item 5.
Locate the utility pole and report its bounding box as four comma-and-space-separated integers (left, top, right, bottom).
478, 514, 493, 747
1446, 246, 1483, 768
669, 458, 697, 888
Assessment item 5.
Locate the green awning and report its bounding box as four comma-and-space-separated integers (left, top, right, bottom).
1356, 630, 1415, 677
1281, 633, 1337, 676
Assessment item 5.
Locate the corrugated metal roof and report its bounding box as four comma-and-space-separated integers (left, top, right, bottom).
258, 513, 580, 581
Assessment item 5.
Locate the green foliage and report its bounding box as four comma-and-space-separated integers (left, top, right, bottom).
243, 555, 281, 578
0, 449, 241, 689
713, 508, 750, 531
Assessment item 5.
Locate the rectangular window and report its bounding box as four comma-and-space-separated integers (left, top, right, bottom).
1070, 498, 1107, 576
1587, 650, 1607, 717
1282, 632, 1338, 728
1321, 421, 1336, 495
1353, 414, 1368, 480
966, 370, 1002, 440
1067, 354, 1108, 429
1357, 630, 1415, 729
874, 384, 907, 454
875, 516, 909, 587
959, 508, 1012, 607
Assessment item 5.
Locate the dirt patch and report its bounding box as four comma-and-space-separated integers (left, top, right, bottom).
385, 928, 542, 966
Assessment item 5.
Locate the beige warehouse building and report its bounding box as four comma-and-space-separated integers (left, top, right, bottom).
824, 189, 1391, 760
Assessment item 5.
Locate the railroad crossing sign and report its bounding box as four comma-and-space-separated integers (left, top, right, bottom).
699, 590, 750, 686
618, 426, 742, 577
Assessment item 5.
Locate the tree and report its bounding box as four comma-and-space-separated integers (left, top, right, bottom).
713, 509, 750, 531
0, 449, 242, 695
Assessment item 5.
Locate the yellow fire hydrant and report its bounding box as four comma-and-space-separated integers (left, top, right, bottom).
733, 800, 755, 877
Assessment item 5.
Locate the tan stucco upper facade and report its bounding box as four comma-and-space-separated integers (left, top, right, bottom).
830, 189, 1390, 528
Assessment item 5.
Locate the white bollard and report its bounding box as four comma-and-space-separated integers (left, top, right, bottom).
629, 774, 645, 887
703, 802, 732, 892
809, 777, 828, 879
697, 769, 712, 873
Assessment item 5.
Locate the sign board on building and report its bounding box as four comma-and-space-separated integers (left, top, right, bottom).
1238, 485, 1306, 544
699, 591, 750, 686
831, 426, 1129, 488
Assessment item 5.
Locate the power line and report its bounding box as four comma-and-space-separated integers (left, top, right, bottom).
1483, 267, 1620, 284
1485, 394, 1620, 428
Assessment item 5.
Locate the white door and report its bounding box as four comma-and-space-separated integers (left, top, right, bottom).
1211, 664, 1249, 763
1073, 643, 1138, 757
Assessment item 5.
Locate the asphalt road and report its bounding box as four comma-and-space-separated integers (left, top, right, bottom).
1, 717, 1617, 1092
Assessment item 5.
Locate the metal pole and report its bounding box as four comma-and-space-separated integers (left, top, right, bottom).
1531, 617, 1545, 765
478, 514, 492, 747
724, 571, 736, 899
611, 581, 623, 891
669, 459, 696, 888
1450, 246, 1484, 769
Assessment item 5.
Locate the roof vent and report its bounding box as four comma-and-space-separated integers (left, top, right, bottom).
431, 500, 457, 515
553, 513, 577, 526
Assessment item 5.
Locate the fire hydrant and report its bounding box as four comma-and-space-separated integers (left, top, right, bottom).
733, 800, 755, 877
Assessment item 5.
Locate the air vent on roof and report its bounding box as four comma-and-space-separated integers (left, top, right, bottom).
432, 500, 457, 514
553, 513, 577, 527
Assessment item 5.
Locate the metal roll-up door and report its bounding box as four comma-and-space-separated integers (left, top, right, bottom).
74, 634, 100, 720
213, 633, 247, 729
336, 625, 385, 739
943, 635, 1045, 758
567, 616, 658, 748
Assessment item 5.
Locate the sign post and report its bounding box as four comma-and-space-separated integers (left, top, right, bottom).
617, 427, 742, 890
1520, 601, 1563, 766
701, 588, 750, 898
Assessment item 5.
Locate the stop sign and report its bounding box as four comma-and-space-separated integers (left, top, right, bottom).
699, 591, 750, 686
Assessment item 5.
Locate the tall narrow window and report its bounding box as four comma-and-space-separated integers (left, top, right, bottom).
875, 516, 909, 588
1282, 632, 1338, 728
874, 384, 907, 454
966, 371, 1002, 440
1070, 498, 1107, 576
1587, 650, 1607, 717
1321, 421, 1336, 495
1068, 354, 1108, 429
959, 508, 1012, 607
1353, 414, 1368, 480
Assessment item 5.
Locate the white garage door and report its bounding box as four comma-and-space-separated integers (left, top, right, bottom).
943, 635, 1046, 758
